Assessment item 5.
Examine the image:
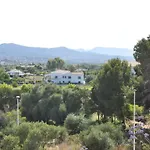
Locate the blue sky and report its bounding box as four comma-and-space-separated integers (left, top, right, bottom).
0, 0, 150, 50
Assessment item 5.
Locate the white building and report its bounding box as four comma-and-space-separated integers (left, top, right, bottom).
45, 70, 85, 84
7, 69, 25, 77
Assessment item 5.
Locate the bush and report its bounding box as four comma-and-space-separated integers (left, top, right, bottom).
64, 114, 91, 135
124, 103, 144, 119
21, 84, 33, 93
0, 111, 7, 128
85, 75, 94, 83
23, 122, 67, 149
82, 130, 114, 150
1, 115, 67, 150
12, 81, 18, 87
80, 122, 125, 150
0, 135, 21, 150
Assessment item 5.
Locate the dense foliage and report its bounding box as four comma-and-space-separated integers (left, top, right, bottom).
21, 84, 91, 125
80, 122, 125, 150
91, 59, 132, 123
46, 57, 65, 71
0, 111, 67, 150
133, 35, 150, 109
0, 35, 150, 149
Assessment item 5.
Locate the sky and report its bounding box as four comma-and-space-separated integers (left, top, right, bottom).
0, 0, 150, 50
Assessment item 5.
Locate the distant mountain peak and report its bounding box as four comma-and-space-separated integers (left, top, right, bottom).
0, 43, 134, 64
89, 47, 133, 57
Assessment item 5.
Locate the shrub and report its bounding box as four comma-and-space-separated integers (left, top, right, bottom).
64, 114, 91, 135
1, 117, 67, 150
0, 135, 21, 150
85, 75, 94, 83
80, 122, 125, 150
124, 103, 144, 119
12, 81, 18, 87
21, 122, 67, 149
0, 111, 7, 128
21, 84, 33, 93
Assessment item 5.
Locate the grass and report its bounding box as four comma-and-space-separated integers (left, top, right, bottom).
45, 143, 130, 150
45, 142, 81, 150
45, 135, 81, 150
24, 75, 43, 83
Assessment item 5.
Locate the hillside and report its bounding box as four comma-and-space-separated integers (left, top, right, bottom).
89, 47, 133, 56
0, 43, 134, 64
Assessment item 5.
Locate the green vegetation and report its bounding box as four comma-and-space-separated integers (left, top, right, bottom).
80, 122, 125, 150
46, 57, 65, 71
0, 36, 150, 149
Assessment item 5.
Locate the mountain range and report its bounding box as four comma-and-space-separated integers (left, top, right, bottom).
0, 43, 134, 64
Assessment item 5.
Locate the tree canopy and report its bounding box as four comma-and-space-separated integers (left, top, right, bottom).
0, 67, 10, 84
46, 57, 65, 71
91, 58, 132, 122
133, 35, 150, 109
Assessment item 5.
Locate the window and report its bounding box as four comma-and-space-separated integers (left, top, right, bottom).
62, 76, 64, 78
55, 76, 58, 79
68, 76, 71, 79
78, 81, 81, 84
78, 76, 81, 79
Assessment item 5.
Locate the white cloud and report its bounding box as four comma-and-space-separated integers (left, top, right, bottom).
0, 0, 150, 49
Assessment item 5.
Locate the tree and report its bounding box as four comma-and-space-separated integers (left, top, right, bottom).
46, 57, 65, 71
0, 67, 10, 84
63, 86, 90, 115
0, 84, 21, 111
21, 84, 90, 125
21, 84, 65, 124
91, 58, 132, 122
134, 64, 143, 77
133, 36, 150, 80
133, 35, 150, 109
21, 85, 43, 121
67, 64, 76, 72
55, 57, 65, 69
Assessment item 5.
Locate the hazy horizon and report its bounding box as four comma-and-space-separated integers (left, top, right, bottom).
0, 42, 133, 51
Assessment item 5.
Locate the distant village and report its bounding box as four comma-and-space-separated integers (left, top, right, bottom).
7, 68, 86, 85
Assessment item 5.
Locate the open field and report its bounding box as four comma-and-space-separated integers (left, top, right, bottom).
24, 75, 43, 83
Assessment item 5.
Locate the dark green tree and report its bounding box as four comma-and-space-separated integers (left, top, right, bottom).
46, 57, 65, 71
0, 84, 21, 111
67, 64, 76, 72
21, 84, 90, 124
134, 64, 143, 77
0, 67, 10, 84
91, 58, 132, 122
133, 35, 150, 109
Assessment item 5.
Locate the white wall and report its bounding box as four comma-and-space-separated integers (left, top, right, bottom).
50, 72, 85, 84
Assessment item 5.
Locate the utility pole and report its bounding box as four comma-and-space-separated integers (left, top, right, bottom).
16, 96, 20, 125
133, 91, 136, 150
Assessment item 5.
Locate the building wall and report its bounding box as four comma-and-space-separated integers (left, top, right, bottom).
8, 70, 25, 77
50, 72, 85, 84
